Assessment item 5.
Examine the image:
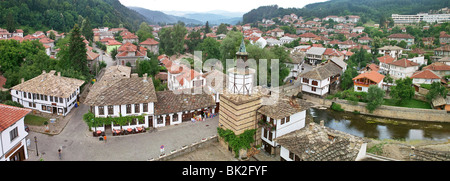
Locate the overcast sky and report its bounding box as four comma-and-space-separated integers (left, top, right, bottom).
119, 0, 329, 13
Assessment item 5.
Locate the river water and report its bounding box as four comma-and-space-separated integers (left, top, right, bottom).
309, 108, 450, 141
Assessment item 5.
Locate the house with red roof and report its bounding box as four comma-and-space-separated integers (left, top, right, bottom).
411, 69, 441, 85
387, 58, 419, 79
299, 32, 318, 42
115, 42, 148, 67
353, 71, 385, 92
139, 38, 159, 54
439, 31, 450, 44
387, 33, 415, 47
0, 104, 32, 161
422, 62, 450, 77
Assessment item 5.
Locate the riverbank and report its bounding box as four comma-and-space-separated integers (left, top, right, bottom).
367, 139, 450, 161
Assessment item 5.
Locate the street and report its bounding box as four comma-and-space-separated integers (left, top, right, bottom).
26, 104, 219, 161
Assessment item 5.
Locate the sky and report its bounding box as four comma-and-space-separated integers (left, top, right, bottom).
119, 0, 329, 14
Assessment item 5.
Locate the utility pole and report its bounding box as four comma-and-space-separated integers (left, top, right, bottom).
34, 136, 39, 156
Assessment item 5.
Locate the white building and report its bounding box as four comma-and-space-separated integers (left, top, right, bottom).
257, 97, 309, 155
167, 60, 206, 91
298, 62, 343, 96
353, 71, 385, 92
411, 69, 442, 85
387, 58, 420, 79
0, 104, 32, 161
392, 13, 450, 24
378, 45, 404, 59
276, 121, 367, 161
84, 73, 158, 132
10, 70, 84, 116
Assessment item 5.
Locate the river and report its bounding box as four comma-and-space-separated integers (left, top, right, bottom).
309, 108, 450, 141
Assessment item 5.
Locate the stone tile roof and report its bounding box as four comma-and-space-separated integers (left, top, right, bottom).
155, 89, 216, 115
11, 70, 85, 98
388, 33, 414, 39
0, 104, 32, 132
275, 122, 366, 161
258, 97, 311, 120
298, 62, 342, 80
85, 73, 157, 106
84, 65, 131, 104
388, 58, 419, 68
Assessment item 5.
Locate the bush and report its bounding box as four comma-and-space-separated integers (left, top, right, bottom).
331, 102, 344, 112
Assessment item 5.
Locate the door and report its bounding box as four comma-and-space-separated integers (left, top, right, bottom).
53, 107, 57, 114
148, 116, 153, 128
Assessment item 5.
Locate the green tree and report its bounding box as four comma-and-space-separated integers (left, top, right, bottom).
219, 31, 243, 61
159, 22, 187, 56
199, 37, 221, 61
389, 77, 415, 104
136, 22, 154, 42
340, 67, 358, 90
136, 59, 160, 77
204, 21, 211, 34
6, 12, 16, 33
216, 23, 228, 35
59, 24, 89, 75
81, 18, 93, 41
186, 30, 202, 53
425, 82, 448, 101
365, 85, 385, 113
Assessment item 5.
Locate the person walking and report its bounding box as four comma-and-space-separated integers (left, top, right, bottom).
104, 135, 107, 144
58, 147, 62, 160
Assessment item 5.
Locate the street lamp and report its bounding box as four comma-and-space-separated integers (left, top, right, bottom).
34, 136, 39, 156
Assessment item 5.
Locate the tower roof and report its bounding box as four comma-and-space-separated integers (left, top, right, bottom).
236, 38, 248, 56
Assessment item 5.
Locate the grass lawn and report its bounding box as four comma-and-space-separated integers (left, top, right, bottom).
24, 115, 49, 126
383, 99, 432, 109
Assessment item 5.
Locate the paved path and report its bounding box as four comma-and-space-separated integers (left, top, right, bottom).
26, 104, 219, 161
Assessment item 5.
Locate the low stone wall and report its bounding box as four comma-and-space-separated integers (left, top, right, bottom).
400, 146, 450, 161
303, 94, 450, 123
152, 135, 218, 161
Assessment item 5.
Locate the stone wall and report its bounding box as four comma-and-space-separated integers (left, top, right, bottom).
400, 146, 450, 161
152, 135, 218, 161
303, 94, 450, 123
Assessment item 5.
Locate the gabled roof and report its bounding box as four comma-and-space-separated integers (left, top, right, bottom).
388, 33, 414, 39
352, 71, 385, 83
258, 97, 311, 120
299, 62, 342, 80
423, 62, 450, 71
275, 122, 366, 161
299, 32, 318, 38
11, 70, 85, 98
155, 90, 215, 115
85, 74, 157, 106
140, 38, 159, 45
377, 55, 395, 64
0, 104, 32, 132
411, 69, 441, 79
388, 58, 419, 68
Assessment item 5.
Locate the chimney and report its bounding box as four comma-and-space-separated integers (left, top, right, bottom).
57, 72, 61, 77
131, 73, 139, 78
320, 120, 324, 127
21, 78, 24, 84
42, 70, 46, 74
143, 73, 148, 82
309, 123, 314, 131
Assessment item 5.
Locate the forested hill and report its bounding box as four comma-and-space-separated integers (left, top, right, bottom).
0, 0, 148, 33
243, 0, 450, 24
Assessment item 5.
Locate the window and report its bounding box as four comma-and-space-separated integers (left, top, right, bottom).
312, 80, 318, 86
143, 103, 148, 112
357, 87, 362, 91
281, 118, 285, 125
135, 104, 140, 113
108, 105, 114, 115
289, 151, 295, 160
28, 102, 32, 107
42, 105, 46, 111
268, 131, 273, 141
98, 106, 104, 115
28, 93, 31, 99
311, 87, 316, 92
50, 96, 53, 102
263, 128, 268, 138
286, 116, 290, 123
59, 98, 63, 103
126, 104, 131, 114
40, 94, 43, 100
10, 127, 18, 142
302, 78, 309, 83
23, 92, 27, 98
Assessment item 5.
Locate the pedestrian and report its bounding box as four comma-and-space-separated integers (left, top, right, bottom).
58, 147, 62, 160
104, 135, 107, 143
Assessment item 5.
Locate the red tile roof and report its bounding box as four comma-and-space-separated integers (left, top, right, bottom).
388, 33, 414, 39
140, 38, 159, 45
352, 71, 385, 83
423, 62, 450, 71
388, 58, 419, 68
0, 104, 31, 132
411, 69, 441, 79
299, 32, 318, 38
377, 55, 395, 64
0, 75, 6, 89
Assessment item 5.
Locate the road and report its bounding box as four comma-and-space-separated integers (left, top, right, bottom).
26, 104, 219, 161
